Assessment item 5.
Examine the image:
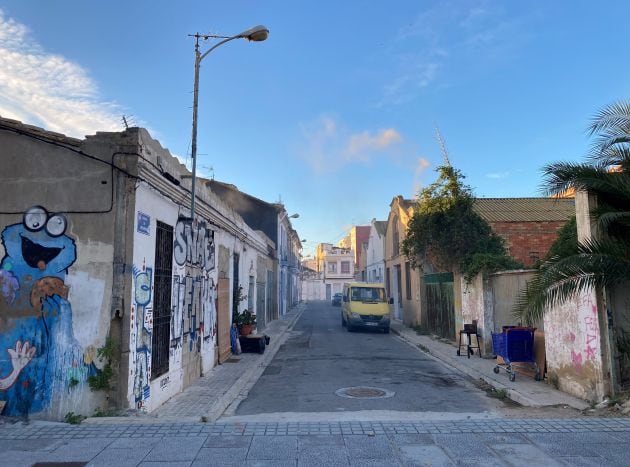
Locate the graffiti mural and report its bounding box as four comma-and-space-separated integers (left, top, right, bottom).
132, 264, 152, 406
173, 220, 215, 269
171, 219, 216, 350
0, 206, 98, 416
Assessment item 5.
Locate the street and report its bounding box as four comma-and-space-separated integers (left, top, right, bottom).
1, 301, 629, 466
231, 300, 502, 418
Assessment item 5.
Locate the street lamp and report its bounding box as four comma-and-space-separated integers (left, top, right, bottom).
189, 25, 269, 223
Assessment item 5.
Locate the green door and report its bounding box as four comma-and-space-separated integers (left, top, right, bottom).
424, 273, 455, 340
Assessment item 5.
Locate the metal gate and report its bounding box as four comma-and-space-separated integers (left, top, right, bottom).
424, 272, 455, 340
151, 221, 173, 379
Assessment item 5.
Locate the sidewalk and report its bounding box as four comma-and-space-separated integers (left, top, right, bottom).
85, 304, 305, 425
390, 319, 590, 411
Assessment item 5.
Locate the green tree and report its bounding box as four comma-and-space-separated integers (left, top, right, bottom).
514, 101, 630, 325
402, 165, 520, 281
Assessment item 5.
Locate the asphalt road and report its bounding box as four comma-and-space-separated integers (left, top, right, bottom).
234, 301, 504, 416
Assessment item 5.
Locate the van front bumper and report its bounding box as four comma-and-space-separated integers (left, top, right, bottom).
348, 315, 390, 330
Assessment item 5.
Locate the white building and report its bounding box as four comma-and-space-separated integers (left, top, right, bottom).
315, 243, 354, 300
366, 219, 387, 283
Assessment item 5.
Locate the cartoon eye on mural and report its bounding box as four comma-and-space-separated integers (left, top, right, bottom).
0, 206, 99, 417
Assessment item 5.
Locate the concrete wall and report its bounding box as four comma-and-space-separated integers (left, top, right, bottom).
459, 270, 537, 356
302, 278, 325, 301
0, 123, 115, 419
543, 191, 609, 402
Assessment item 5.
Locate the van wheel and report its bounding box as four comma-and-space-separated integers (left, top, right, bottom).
341, 315, 346, 327
383, 327, 390, 334
347, 324, 353, 332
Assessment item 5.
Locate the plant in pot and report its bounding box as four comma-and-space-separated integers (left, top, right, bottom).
236, 309, 256, 336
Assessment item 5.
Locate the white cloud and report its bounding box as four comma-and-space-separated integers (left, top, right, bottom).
412, 157, 431, 196
486, 172, 509, 179
379, 1, 531, 107
297, 116, 403, 173
0, 10, 122, 137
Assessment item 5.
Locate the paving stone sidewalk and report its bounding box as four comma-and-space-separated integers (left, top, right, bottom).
85, 305, 304, 424
390, 319, 590, 410
1, 418, 629, 466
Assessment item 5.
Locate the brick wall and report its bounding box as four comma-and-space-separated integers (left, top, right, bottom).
489, 220, 567, 267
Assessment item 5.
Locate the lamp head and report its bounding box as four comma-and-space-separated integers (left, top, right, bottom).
289, 213, 299, 219
240, 25, 269, 42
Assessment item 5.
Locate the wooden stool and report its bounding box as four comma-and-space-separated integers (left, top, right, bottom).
457, 321, 482, 358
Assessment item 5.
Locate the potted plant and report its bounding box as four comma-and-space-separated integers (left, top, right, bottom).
236, 309, 256, 336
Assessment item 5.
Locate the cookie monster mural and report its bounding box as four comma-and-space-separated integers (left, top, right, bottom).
0, 206, 95, 416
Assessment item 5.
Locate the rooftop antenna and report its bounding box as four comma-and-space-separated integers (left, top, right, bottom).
435, 126, 451, 167
122, 115, 130, 130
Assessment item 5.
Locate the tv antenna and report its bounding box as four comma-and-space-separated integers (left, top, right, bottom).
435, 126, 451, 167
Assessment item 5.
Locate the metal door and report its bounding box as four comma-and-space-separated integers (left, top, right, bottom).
151, 221, 173, 379
424, 272, 455, 340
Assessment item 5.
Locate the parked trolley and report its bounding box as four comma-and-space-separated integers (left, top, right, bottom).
491, 326, 540, 382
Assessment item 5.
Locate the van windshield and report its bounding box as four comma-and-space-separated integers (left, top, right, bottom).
350, 287, 386, 302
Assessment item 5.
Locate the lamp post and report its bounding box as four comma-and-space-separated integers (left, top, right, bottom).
189, 25, 269, 223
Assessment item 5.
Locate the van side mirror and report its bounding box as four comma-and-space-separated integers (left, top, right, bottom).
388, 297, 394, 304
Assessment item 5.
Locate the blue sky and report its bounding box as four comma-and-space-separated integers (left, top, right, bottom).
1, 1, 629, 257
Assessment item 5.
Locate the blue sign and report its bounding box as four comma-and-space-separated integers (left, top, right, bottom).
137, 212, 151, 235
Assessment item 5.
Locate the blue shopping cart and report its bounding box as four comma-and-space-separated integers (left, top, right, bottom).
491, 327, 540, 382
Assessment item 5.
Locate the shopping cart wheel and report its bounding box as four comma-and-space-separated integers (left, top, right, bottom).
493, 366, 500, 374
509, 373, 516, 382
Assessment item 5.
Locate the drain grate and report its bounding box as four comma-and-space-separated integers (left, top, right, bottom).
335, 386, 395, 399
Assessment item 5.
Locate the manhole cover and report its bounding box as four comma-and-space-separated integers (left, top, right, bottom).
335, 386, 395, 399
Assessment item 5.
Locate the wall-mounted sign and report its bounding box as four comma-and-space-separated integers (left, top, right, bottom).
137, 212, 151, 236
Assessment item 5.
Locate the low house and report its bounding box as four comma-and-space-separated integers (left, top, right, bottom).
207, 180, 302, 322
384, 196, 421, 325
0, 117, 271, 420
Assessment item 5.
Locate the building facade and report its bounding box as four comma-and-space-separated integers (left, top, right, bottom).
365, 219, 387, 283
0, 118, 274, 420
314, 243, 354, 300
384, 196, 422, 326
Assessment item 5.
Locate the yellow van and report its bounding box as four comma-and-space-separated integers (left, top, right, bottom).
341, 282, 391, 333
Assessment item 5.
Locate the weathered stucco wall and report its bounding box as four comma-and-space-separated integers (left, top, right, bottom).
459, 274, 493, 354
543, 191, 608, 402
0, 126, 114, 420
544, 291, 605, 401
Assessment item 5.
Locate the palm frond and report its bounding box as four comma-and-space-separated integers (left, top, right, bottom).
594, 208, 630, 229
541, 163, 630, 199
587, 144, 630, 168
513, 238, 630, 325
588, 101, 630, 136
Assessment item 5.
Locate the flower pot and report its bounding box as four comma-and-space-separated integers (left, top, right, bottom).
239, 324, 253, 336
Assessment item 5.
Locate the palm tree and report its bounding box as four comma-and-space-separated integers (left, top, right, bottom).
514, 101, 630, 325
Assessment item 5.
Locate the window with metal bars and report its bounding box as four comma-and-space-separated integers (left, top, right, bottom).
151, 220, 173, 379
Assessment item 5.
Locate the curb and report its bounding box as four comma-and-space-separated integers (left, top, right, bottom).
391, 325, 588, 411
84, 305, 306, 426
211, 305, 306, 421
